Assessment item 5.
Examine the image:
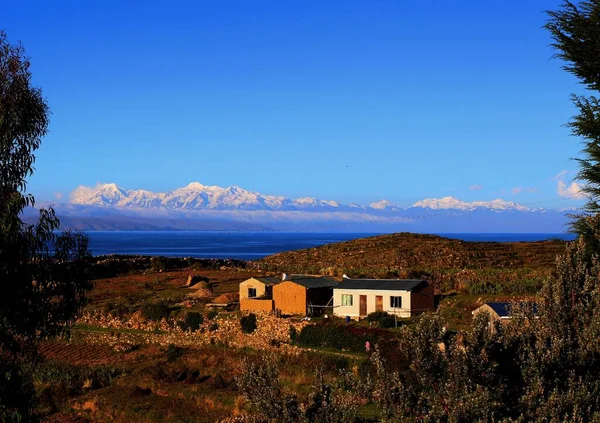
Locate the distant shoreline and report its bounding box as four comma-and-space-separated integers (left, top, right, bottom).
80, 231, 576, 261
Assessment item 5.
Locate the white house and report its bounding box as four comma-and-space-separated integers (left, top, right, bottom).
333, 278, 434, 319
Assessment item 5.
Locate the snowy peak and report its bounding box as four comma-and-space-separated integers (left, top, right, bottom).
369, 199, 399, 210
70, 183, 538, 213
71, 183, 130, 206
70, 182, 343, 211
412, 196, 531, 212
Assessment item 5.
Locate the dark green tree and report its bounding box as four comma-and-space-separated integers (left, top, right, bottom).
546, 1, 600, 238
0, 30, 92, 420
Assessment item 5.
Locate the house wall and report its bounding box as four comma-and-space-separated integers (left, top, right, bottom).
410, 283, 435, 314
240, 299, 274, 312
239, 278, 267, 300
273, 281, 307, 316
333, 289, 412, 318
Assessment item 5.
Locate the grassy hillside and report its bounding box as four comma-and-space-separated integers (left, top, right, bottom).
253, 233, 568, 294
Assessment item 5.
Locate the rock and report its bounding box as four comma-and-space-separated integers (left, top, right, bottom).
186, 274, 209, 288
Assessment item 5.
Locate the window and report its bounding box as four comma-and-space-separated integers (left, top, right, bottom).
341, 294, 353, 306
390, 296, 402, 309
248, 288, 257, 298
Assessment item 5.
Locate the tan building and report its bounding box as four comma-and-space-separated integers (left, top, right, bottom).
239, 277, 280, 300
239, 277, 279, 312
333, 278, 434, 319
272, 275, 337, 316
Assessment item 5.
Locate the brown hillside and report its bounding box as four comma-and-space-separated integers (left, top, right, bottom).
253, 233, 567, 276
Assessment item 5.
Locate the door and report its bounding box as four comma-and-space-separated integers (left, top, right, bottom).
376, 295, 383, 312
360, 295, 367, 317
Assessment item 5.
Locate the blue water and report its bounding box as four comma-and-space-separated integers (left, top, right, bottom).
84, 231, 576, 260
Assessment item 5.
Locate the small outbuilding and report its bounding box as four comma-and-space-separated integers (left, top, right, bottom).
239, 277, 280, 312
472, 302, 538, 325
333, 278, 434, 319
272, 275, 337, 316
239, 277, 280, 300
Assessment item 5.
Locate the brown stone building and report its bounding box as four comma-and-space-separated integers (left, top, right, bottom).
272, 275, 337, 316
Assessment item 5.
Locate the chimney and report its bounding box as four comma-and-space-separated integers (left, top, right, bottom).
282, 273, 287, 281
342, 274, 349, 279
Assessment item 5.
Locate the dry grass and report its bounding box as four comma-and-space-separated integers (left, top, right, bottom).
253, 232, 566, 275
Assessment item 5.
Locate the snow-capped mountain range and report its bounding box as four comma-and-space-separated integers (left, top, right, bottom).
47, 182, 573, 232
70, 182, 536, 213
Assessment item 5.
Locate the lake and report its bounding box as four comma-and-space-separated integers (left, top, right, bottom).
84, 231, 577, 260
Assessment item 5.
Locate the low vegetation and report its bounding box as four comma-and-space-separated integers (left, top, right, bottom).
254, 233, 562, 294
240, 313, 258, 334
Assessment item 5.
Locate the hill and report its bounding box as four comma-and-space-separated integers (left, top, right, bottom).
253, 233, 568, 294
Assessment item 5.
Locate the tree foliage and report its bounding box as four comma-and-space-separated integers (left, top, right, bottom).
236, 356, 360, 423
546, 1, 600, 234
0, 30, 92, 420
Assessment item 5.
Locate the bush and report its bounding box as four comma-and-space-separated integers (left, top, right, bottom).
297, 323, 388, 353
150, 256, 166, 272
366, 311, 389, 322
209, 323, 219, 332
104, 299, 136, 317
240, 314, 258, 334
165, 344, 183, 362
289, 326, 298, 342
178, 312, 204, 332
140, 300, 170, 321
379, 315, 397, 329
207, 310, 218, 320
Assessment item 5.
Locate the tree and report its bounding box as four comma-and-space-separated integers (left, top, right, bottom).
546, 1, 600, 237
0, 30, 92, 420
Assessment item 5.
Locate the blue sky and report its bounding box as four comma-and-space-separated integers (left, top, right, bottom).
3, 0, 587, 208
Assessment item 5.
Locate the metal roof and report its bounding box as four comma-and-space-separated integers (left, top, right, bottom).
334, 278, 424, 291
253, 277, 280, 286
486, 302, 538, 318
284, 275, 338, 289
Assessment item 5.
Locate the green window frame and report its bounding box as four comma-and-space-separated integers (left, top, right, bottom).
342, 294, 353, 306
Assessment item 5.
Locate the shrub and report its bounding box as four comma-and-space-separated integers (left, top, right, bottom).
207, 310, 218, 320
140, 300, 170, 321
289, 326, 298, 342
209, 323, 219, 332
240, 314, 258, 334
211, 373, 228, 389
178, 312, 204, 332
150, 256, 166, 272
366, 311, 389, 322
165, 344, 183, 362
297, 323, 388, 353
379, 315, 397, 329
104, 300, 135, 317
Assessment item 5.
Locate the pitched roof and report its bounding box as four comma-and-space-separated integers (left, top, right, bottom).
334, 278, 424, 291
284, 275, 337, 289
485, 302, 538, 318
253, 277, 280, 286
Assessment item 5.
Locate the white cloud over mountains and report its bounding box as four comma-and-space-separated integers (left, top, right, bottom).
554, 170, 585, 199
